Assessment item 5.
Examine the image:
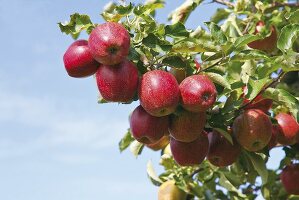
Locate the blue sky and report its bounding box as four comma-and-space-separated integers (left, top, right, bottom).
0, 0, 284, 199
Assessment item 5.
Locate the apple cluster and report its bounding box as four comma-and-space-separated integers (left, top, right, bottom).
62, 21, 299, 195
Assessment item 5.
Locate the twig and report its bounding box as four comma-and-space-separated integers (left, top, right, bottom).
239, 72, 285, 110
198, 58, 223, 73
270, 2, 299, 8
212, 0, 234, 8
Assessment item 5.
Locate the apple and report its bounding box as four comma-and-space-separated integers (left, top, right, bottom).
146, 135, 170, 151
158, 180, 187, 200
275, 113, 299, 145
233, 109, 272, 152
96, 59, 138, 102
139, 70, 180, 117
280, 163, 299, 195
247, 21, 277, 53
180, 75, 217, 112
169, 109, 206, 142
207, 130, 241, 167
170, 132, 209, 166
130, 105, 169, 144
169, 68, 186, 84
268, 125, 279, 149
242, 86, 272, 113
63, 40, 99, 78
88, 22, 130, 65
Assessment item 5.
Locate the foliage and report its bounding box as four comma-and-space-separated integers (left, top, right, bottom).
59, 0, 299, 199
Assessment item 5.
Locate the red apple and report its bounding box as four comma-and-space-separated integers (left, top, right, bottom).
248, 21, 277, 53
281, 163, 299, 195
207, 130, 241, 167
88, 22, 130, 65
130, 105, 169, 144
169, 109, 206, 142
170, 132, 209, 166
139, 70, 180, 117
96, 59, 138, 102
233, 109, 272, 152
275, 113, 299, 145
268, 125, 279, 149
63, 40, 99, 78
180, 75, 217, 112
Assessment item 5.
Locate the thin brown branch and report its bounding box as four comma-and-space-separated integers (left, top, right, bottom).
239, 72, 286, 110
212, 0, 234, 8
270, 2, 299, 8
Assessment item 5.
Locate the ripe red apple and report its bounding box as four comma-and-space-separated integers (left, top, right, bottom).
170, 132, 209, 166
146, 135, 170, 151
63, 40, 99, 78
248, 21, 277, 53
180, 75, 217, 112
169, 109, 206, 142
268, 125, 279, 149
96, 59, 138, 102
242, 86, 272, 113
275, 113, 299, 145
88, 22, 130, 65
139, 70, 180, 117
233, 109, 272, 152
207, 130, 241, 167
130, 105, 169, 144
169, 68, 186, 84
280, 163, 299, 195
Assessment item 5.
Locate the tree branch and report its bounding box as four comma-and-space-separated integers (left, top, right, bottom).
239, 72, 285, 110
212, 0, 234, 8
270, 2, 299, 8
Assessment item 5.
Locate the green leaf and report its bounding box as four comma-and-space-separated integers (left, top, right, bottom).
263, 88, 299, 121
130, 140, 144, 157
165, 23, 189, 38
58, 13, 94, 39
240, 60, 255, 84
277, 24, 299, 53
286, 10, 299, 24
234, 34, 261, 49
219, 173, 246, 198
205, 72, 231, 90
246, 78, 270, 100
162, 56, 187, 68
244, 151, 268, 185
146, 160, 163, 186
205, 22, 227, 45
118, 130, 135, 152
142, 33, 172, 52
210, 8, 231, 24
172, 38, 220, 53
231, 50, 269, 61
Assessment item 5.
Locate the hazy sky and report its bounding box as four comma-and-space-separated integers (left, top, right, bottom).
0, 0, 284, 199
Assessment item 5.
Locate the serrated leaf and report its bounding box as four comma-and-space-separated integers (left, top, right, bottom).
286, 10, 299, 23
277, 24, 299, 53
234, 34, 261, 49
162, 56, 187, 68
246, 78, 270, 100
130, 140, 144, 157
219, 173, 246, 198
210, 8, 231, 24
263, 88, 299, 121
143, 33, 172, 52
240, 60, 255, 84
205, 22, 227, 45
205, 72, 231, 90
244, 151, 268, 185
58, 13, 94, 39
231, 50, 269, 61
119, 130, 135, 152
147, 160, 162, 186
165, 22, 189, 38
172, 38, 220, 53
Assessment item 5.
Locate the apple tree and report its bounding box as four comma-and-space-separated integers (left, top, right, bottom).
59, 0, 299, 199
